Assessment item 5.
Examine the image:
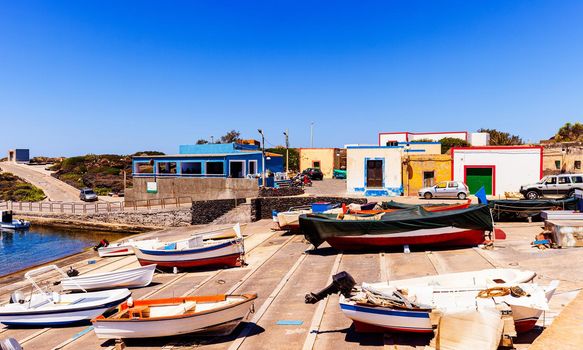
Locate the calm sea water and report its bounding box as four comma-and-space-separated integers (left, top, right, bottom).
0, 226, 128, 277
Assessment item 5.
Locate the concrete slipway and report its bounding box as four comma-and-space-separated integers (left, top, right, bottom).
1, 220, 582, 349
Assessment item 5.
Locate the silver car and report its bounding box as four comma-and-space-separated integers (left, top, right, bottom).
520, 174, 583, 199
418, 181, 469, 200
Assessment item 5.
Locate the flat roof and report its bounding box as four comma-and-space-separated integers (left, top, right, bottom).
133, 152, 262, 159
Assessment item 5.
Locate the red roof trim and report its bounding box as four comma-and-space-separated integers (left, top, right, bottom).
378, 131, 469, 145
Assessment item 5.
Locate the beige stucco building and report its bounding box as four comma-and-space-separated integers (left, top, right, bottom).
402, 154, 452, 196
299, 148, 345, 178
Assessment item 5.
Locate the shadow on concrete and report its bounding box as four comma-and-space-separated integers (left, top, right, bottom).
305, 246, 339, 257
514, 326, 544, 344
108, 322, 265, 347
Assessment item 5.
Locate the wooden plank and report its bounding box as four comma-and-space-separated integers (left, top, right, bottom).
529, 290, 583, 350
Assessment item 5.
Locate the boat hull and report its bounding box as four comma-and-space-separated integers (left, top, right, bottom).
339, 283, 557, 334
61, 265, 156, 291
92, 295, 256, 339
0, 290, 130, 327
0, 221, 30, 230
326, 227, 486, 251
134, 240, 244, 270
98, 246, 134, 257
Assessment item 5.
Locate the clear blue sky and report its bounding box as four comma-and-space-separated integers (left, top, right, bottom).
1, 1, 582, 157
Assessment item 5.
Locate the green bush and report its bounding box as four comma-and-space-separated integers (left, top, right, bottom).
94, 187, 111, 196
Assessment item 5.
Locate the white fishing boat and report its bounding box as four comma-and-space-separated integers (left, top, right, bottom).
92, 293, 257, 339
96, 238, 160, 257
134, 224, 245, 270
0, 266, 130, 327
61, 264, 156, 291
306, 269, 558, 334
96, 224, 243, 258
0, 211, 30, 230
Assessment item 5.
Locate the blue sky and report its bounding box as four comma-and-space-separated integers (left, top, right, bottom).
1, 1, 582, 156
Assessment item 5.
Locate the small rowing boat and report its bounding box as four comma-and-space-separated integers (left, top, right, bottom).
96, 238, 160, 258
92, 293, 257, 339
306, 270, 557, 335
351, 199, 472, 215
61, 264, 156, 291
0, 266, 130, 327
134, 224, 245, 270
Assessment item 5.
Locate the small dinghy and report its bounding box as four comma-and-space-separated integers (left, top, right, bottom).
134, 224, 245, 270
92, 293, 257, 339
96, 238, 160, 257
0, 266, 130, 327
61, 264, 156, 291
0, 211, 30, 230
306, 270, 558, 335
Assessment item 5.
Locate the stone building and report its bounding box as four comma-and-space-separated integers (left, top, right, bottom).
542, 142, 583, 175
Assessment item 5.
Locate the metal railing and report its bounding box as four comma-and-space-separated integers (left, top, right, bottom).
123, 196, 193, 210
0, 196, 193, 214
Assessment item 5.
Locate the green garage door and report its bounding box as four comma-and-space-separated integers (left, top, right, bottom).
465, 167, 493, 195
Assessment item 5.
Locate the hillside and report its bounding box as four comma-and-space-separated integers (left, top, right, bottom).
49, 152, 163, 195
0, 172, 46, 201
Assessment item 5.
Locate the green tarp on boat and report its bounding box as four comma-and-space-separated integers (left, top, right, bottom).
489, 197, 576, 220
300, 205, 494, 248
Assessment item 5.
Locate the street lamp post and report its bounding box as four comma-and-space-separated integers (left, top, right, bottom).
283, 129, 289, 173
258, 129, 265, 186
310, 122, 314, 147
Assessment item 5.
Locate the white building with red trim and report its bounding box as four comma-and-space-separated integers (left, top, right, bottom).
451, 146, 543, 196
378, 131, 489, 146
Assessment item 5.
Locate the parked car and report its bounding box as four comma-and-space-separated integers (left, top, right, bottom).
333, 169, 347, 179
520, 174, 583, 199
80, 188, 98, 202
418, 181, 469, 200
302, 168, 324, 180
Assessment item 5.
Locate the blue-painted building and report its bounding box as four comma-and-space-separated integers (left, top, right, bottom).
133, 142, 284, 178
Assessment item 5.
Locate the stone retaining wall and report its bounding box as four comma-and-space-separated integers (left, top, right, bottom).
17, 208, 192, 229
190, 198, 246, 225
250, 196, 368, 221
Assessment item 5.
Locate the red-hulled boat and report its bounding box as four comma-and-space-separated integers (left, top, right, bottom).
349, 199, 472, 215
300, 205, 501, 251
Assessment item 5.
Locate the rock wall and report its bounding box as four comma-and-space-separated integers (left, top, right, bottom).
191, 198, 246, 225
250, 196, 368, 221
17, 208, 192, 229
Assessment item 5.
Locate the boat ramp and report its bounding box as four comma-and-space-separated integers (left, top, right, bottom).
0, 220, 582, 349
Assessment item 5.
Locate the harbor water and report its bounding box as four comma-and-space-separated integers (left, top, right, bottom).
0, 225, 128, 277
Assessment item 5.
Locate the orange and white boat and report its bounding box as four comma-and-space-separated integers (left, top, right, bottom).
349, 199, 472, 215
92, 293, 257, 339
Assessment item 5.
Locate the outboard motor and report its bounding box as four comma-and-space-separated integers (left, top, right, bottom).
66, 266, 79, 277
93, 238, 110, 251
9, 291, 25, 304
305, 271, 356, 304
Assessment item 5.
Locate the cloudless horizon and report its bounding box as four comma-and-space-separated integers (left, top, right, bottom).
1, 1, 582, 157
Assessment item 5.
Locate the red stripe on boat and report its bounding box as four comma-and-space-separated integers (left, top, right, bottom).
137, 253, 242, 269
326, 229, 485, 250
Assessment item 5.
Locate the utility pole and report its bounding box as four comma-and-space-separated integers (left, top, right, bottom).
283, 129, 289, 173
310, 122, 314, 147
258, 129, 265, 186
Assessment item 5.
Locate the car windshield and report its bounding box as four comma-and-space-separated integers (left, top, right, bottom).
536, 176, 548, 184
84, 190, 95, 195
